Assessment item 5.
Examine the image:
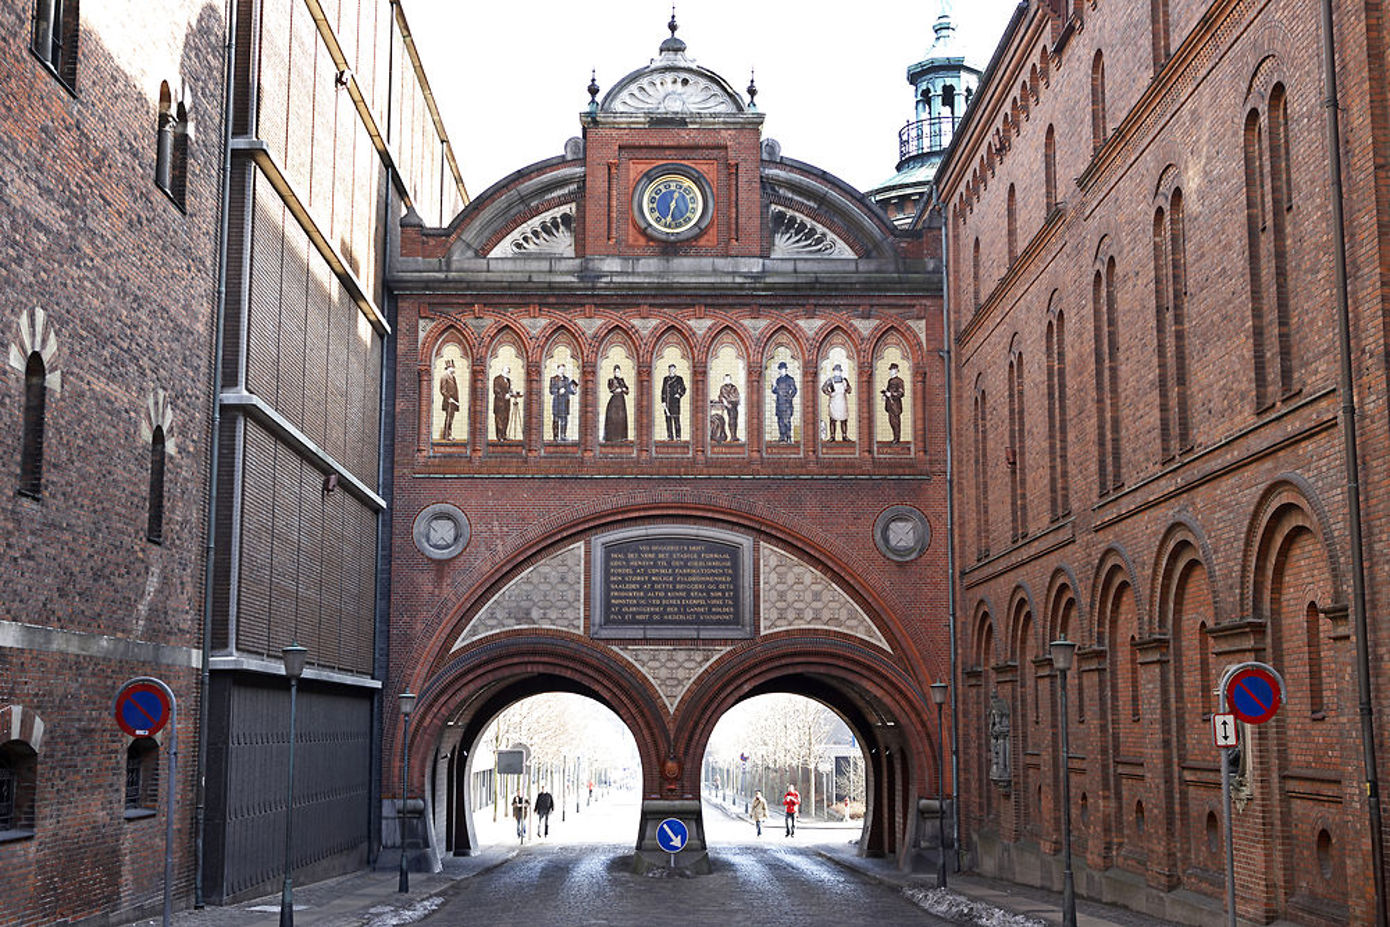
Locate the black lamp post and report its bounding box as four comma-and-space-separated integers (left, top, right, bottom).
930, 681, 950, 888
279, 643, 307, 927
398, 691, 416, 894
1050, 636, 1078, 927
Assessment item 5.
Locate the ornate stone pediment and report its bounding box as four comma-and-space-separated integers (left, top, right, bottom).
487, 205, 575, 257
770, 207, 854, 258
608, 69, 741, 115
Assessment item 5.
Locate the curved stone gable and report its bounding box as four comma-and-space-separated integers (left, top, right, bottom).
451, 543, 584, 648
760, 545, 889, 649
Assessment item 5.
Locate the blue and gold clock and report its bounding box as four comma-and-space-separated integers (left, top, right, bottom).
634, 165, 714, 242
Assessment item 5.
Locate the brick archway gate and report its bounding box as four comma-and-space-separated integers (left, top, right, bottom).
391, 509, 944, 873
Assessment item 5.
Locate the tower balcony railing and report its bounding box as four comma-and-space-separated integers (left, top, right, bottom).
899, 114, 961, 160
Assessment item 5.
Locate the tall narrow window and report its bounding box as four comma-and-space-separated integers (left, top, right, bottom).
154, 83, 189, 208
974, 385, 990, 558
1128, 635, 1140, 721
0, 739, 38, 833
1198, 621, 1214, 717
1007, 348, 1028, 540
1055, 311, 1070, 514
1046, 319, 1059, 519
1154, 206, 1175, 459
1150, 0, 1171, 70
20, 353, 46, 498
1306, 602, 1325, 717
972, 237, 982, 309
1169, 191, 1190, 449
31, 0, 79, 91
1092, 271, 1109, 492
147, 426, 166, 543
1044, 125, 1058, 215
1007, 184, 1018, 265
1090, 51, 1108, 153
1245, 84, 1295, 408
1104, 258, 1122, 488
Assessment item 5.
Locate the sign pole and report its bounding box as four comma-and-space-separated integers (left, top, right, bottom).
113, 677, 177, 927
1219, 683, 1236, 927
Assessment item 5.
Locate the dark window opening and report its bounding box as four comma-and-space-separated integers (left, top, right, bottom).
125, 738, 159, 815
31, 0, 79, 92
0, 740, 38, 837
147, 426, 166, 543
20, 352, 46, 499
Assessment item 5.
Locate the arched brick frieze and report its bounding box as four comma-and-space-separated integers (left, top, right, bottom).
418, 323, 473, 453
1006, 585, 1042, 843
1241, 478, 1346, 914
675, 636, 935, 863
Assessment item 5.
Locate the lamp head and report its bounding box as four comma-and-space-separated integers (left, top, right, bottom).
398, 691, 417, 718
930, 681, 949, 705
1050, 637, 1077, 672
282, 643, 308, 680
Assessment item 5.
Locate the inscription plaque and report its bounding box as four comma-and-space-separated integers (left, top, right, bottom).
591, 527, 754, 639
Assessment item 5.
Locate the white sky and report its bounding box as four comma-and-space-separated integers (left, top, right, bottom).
404, 0, 1020, 198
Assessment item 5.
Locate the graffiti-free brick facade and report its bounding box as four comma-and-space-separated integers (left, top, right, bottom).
938, 1, 1390, 923
387, 28, 952, 873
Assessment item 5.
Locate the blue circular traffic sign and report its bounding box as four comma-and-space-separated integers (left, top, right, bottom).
656, 817, 688, 853
115, 682, 171, 737
1225, 665, 1282, 725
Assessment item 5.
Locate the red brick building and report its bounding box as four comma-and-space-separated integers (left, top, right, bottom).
937, 1, 1390, 923
388, 21, 951, 872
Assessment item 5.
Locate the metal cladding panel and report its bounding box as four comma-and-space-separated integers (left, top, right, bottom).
246, 176, 284, 400
210, 675, 372, 901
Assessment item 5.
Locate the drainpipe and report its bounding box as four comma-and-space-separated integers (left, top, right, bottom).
932, 190, 962, 869
195, 0, 239, 907
1319, 1, 1386, 922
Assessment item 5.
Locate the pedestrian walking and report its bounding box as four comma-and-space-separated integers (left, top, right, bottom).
751, 789, 768, 837
782, 783, 801, 837
534, 788, 554, 838
511, 791, 530, 842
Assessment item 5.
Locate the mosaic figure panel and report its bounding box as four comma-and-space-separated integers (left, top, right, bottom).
543, 341, 581, 443
764, 340, 802, 447
599, 342, 635, 445
818, 342, 857, 445
654, 341, 691, 444
707, 339, 746, 446
488, 341, 525, 442
874, 341, 911, 448
432, 340, 469, 444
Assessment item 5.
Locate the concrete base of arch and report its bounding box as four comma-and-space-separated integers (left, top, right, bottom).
634, 800, 711, 874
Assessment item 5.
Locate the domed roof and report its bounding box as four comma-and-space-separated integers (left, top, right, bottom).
598, 15, 749, 116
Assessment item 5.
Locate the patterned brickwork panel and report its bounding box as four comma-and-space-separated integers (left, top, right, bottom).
613, 646, 730, 713
760, 545, 889, 649
452, 544, 584, 648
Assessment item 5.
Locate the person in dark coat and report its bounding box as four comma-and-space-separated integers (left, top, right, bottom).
439, 359, 460, 440
604, 365, 629, 442
717, 374, 741, 441
661, 364, 686, 440
511, 792, 530, 841
548, 363, 578, 441
534, 788, 555, 837
771, 362, 798, 443
881, 362, 906, 444
493, 366, 517, 440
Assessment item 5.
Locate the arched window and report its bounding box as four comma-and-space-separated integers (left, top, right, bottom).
0, 739, 38, 835
147, 426, 166, 543
1045, 304, 1070, 519
1090, 50, 1108, 153
124, 738, 160, 815
1044, 125, 1058, 215
1006, 184, 1018, 265
973, 383, 990, 558
20, 352, 47, 498
1007, 347, 1027, 541
1154, 191, 1191, 461
1245, 84, 1295, 407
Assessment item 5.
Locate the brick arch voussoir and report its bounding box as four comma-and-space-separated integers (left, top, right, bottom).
418, 320, 476, 369
1242, 475, 1344, 623
1045, 564, 1085, 642
970, 597, 998, 668
673, 636, 934, 791
1006, 582, 1037, 656
1088, 545, 1144, 645
403, 633, 671, 794
1150, 515, 1223, 635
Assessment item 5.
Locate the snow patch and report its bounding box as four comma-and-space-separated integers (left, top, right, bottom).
903, 886, 1049, 926
362, 896, 445, 927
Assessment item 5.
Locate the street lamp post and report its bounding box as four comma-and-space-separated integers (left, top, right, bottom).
279, 644, 307, 927
398, 691, 416, 894
1050, 637, 1078, 927
930, 682, 950, 888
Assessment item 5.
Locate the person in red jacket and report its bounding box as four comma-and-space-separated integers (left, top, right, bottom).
782, 783, 801, 837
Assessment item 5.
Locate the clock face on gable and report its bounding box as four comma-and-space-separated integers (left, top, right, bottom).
632, 164, 714, 242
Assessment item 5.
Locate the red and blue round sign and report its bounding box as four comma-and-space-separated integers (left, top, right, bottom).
1224, 664, 1283, 726
114, 681, 172, 737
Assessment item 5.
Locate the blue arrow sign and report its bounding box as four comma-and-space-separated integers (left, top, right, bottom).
656, 817, 688, 853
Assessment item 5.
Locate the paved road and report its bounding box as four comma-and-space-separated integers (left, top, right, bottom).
431, 792, 952, 927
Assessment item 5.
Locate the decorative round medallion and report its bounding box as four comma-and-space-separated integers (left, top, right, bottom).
874, 505, 931, 562
413, 503, 470, 561
632, 164, 714, 242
